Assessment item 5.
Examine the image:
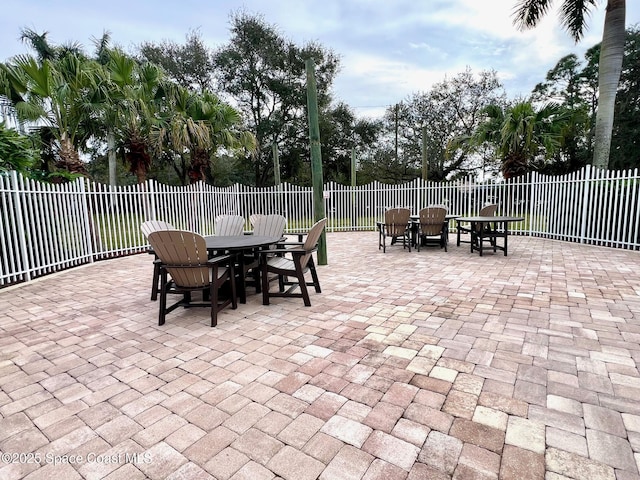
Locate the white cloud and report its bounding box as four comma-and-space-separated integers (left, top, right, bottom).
1, 0, 639, 119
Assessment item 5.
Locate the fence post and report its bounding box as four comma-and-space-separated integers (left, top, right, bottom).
148, 179, 157, 221
580, 166, 591, 244
11, 171, 32, 282
79, 177, 95, 263
528, 171, 536, 236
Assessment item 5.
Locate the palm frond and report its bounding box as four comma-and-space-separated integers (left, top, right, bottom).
513, 0, 555, 30
560, 0, 599, 41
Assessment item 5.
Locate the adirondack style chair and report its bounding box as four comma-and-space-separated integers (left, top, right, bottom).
147, 229, 237, 327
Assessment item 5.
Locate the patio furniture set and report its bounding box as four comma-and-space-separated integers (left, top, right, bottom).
377, 204, 524, 256
141, 215, 327, 327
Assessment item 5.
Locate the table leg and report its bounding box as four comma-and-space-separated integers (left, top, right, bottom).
237, 254, 247, 304
504, 226, 509, 256
470, 222, 476, 254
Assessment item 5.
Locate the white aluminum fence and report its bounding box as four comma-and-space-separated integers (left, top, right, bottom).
1, 166, 639, 287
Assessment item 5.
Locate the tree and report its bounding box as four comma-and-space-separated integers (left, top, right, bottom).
213, 11, 340, 186
116, 62, 169, 184
138, 29, 215, 93
0, 53, 100, 178
513, 0, 627, 169
378, 69, 506, 182
610, 26, 640, 169
473, 100, 570, 178
318, 103, 381, 184
0, 122, 39, 175
531, 54, 594, 172
151, 87, 256, 184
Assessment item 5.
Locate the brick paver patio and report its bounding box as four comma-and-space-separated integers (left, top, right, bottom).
1, 232, 639, 479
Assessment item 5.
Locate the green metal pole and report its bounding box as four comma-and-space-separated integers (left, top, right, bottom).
272, 142, 281, 186
421, 126, 428, 181
273, 141, 282, 216
305, 58, 327, 265
422, 126, 428, 207
351, 148, 357, 230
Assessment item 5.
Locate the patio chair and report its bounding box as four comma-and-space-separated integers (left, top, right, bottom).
244, 214, 287, 292
147, 230, 237, 327
214, 215, 245, 236
249, 214, 262, 228
378, 208, 411, 253
140, 220, 174, 301
261, 218, 326, 307
416, 207, 448, 252
457, 203, 498, 247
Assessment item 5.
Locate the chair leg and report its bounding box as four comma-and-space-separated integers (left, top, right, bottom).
261, 261, 270, 305
210, 275, 218, 327
308, 257, 321, 293
159, 269, 168, 325
296, 263, 311, 307
151, 261, 160, 301
229, 262, 238, 309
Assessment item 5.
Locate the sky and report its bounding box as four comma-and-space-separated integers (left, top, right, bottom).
2, 0, 639, 119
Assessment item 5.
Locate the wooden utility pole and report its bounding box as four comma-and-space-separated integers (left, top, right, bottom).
421, 126, 428, 208
305, 58, 327, 265
394, 103, 399, 164
421, 126, 428, 181
351, 148, 357, 230
272, 142, 281, 186
273, 142, 282, 216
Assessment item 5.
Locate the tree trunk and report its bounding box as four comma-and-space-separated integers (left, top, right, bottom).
57, 134, 88, 176
188, 148, 209, 184
107, 131, 117, 186
593, 0, 626, 169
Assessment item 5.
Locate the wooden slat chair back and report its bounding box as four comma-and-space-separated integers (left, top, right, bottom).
417, 207, 448, 252
378, 208, 411, 253
249, 214, 262, 228
476, 204, 498, 230
141, 220, 174, 238
140, 220, 174, 301
244, 214, 287, 293
253, 214, 287, 237
261, 218, 326, 307
147, 230, 237, 327
456, 203, 498, 246
215, 215, 245, 236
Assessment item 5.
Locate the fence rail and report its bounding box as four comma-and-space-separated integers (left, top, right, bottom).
1, 166, 639, 287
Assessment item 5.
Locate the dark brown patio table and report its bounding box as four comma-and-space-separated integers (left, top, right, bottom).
205, 235, 283, 303
455, 216, 524, 256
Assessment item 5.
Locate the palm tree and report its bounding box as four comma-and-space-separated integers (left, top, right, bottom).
152, 87, 256, 184
0, 53, 101, 177
513, 0, 626, 169
96, 54, 169, 184
471, 101, 568, 178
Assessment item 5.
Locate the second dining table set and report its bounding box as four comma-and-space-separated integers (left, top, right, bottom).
377, 205, 524, 257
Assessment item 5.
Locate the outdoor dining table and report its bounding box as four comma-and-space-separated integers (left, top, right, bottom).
455, 216, 524, 256
204, 234, 283, 303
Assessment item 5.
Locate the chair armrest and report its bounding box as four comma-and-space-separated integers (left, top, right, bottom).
261, 246, 317, 255
207, 254, 235, 266
273, 241, 304, 247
